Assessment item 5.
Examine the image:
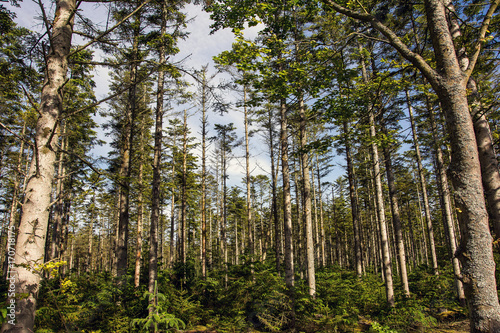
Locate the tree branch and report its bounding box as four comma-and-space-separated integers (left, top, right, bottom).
465, 0, 500, 80
322, 0, 440, 87
0, 122, 34, 148
68, 0, 151, 57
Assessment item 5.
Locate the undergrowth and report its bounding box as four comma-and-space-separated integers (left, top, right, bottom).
0, 260, 470, 332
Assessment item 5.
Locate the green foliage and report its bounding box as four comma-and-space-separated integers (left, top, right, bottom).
368, 321, 398, 333
29, 264, 466, 332
130, 281, 185, 332
382, 300, 437, 331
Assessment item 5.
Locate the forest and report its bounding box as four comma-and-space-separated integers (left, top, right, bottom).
1, 0, 500, 332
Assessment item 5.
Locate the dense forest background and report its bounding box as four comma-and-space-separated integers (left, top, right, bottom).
1, 0, 500, 332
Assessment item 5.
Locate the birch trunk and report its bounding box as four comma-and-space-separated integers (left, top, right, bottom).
2, 0, 75, 330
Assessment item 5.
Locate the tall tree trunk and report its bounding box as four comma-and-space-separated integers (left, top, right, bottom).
3, 121, 26, 277
359, 44, 395, 307
406, 89, 438, 274
280, 98, 294, 289
244, 86, 254, 264
200, 68, 208, 278
180, 109, 188, 285
2, 0, 76, 330
280, 97, 295, 327
169, 163, 176, 267
382, 136, 410, 298
116, 13, 141, 280
149, 0, 166, 308
298, 97, 316, 297
370, 106, 395, 307
222, 137, 228, 287
343, 121, 362, 277
267, 106, 280, 273
315, 155, 326, 268
88, 192, 95, 272
444, 0, 500, 241
134, 126, 145, 288
50, 123, 66, 262
427, 98, 466, 304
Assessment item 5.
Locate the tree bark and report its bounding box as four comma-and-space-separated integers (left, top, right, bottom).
298, 97, 316, 297
3, 121, 26, 277
88, 192, 95, 272
343, 121, 362, 277
382, 136, 410, 298
181, 109, 188, 277
315, 154, 327, 268
200, 68, 208, 279
324, 0, 500, 328
359, 44, 395, 307
443, 0, 500, 241
116, 12, 141, 280
244, 86, 254, 263
427, 97, 466, 304
406, 89, 439, 274
50, 123, 66, 262
134, 126, 145, 287
425, 1, 500, 326
280, 99, 294, 290
2, 0, 76, 330
267, 106, 280, 273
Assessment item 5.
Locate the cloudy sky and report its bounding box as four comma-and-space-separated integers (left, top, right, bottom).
9, 0, 343, 191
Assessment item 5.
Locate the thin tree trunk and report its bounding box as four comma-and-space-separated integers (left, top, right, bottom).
50, 123, 66, 262
268, 106, 280, 273
244, 86, 254, 264
200, 68, 208, 278
280, 98, 295, 288
298, 97, 316, 297
222, 137, 228, 288
134, 127, 145, 287
343, 121, 362, 277
406, 89, 438, 274
315, 155, 326, 268
3, 121, 26, 277
88, 192, 95, 272
181, 109, 188, 268
382, 137, 410, 297
359, 44, 395, 307
149, 1, 166, 303
116, 13, 141, 280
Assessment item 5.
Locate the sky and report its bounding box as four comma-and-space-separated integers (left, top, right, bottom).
8, 0, 344, 193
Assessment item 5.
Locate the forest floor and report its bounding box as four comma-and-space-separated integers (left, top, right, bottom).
180, 320, 471, 332
433, 319, 470, 332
